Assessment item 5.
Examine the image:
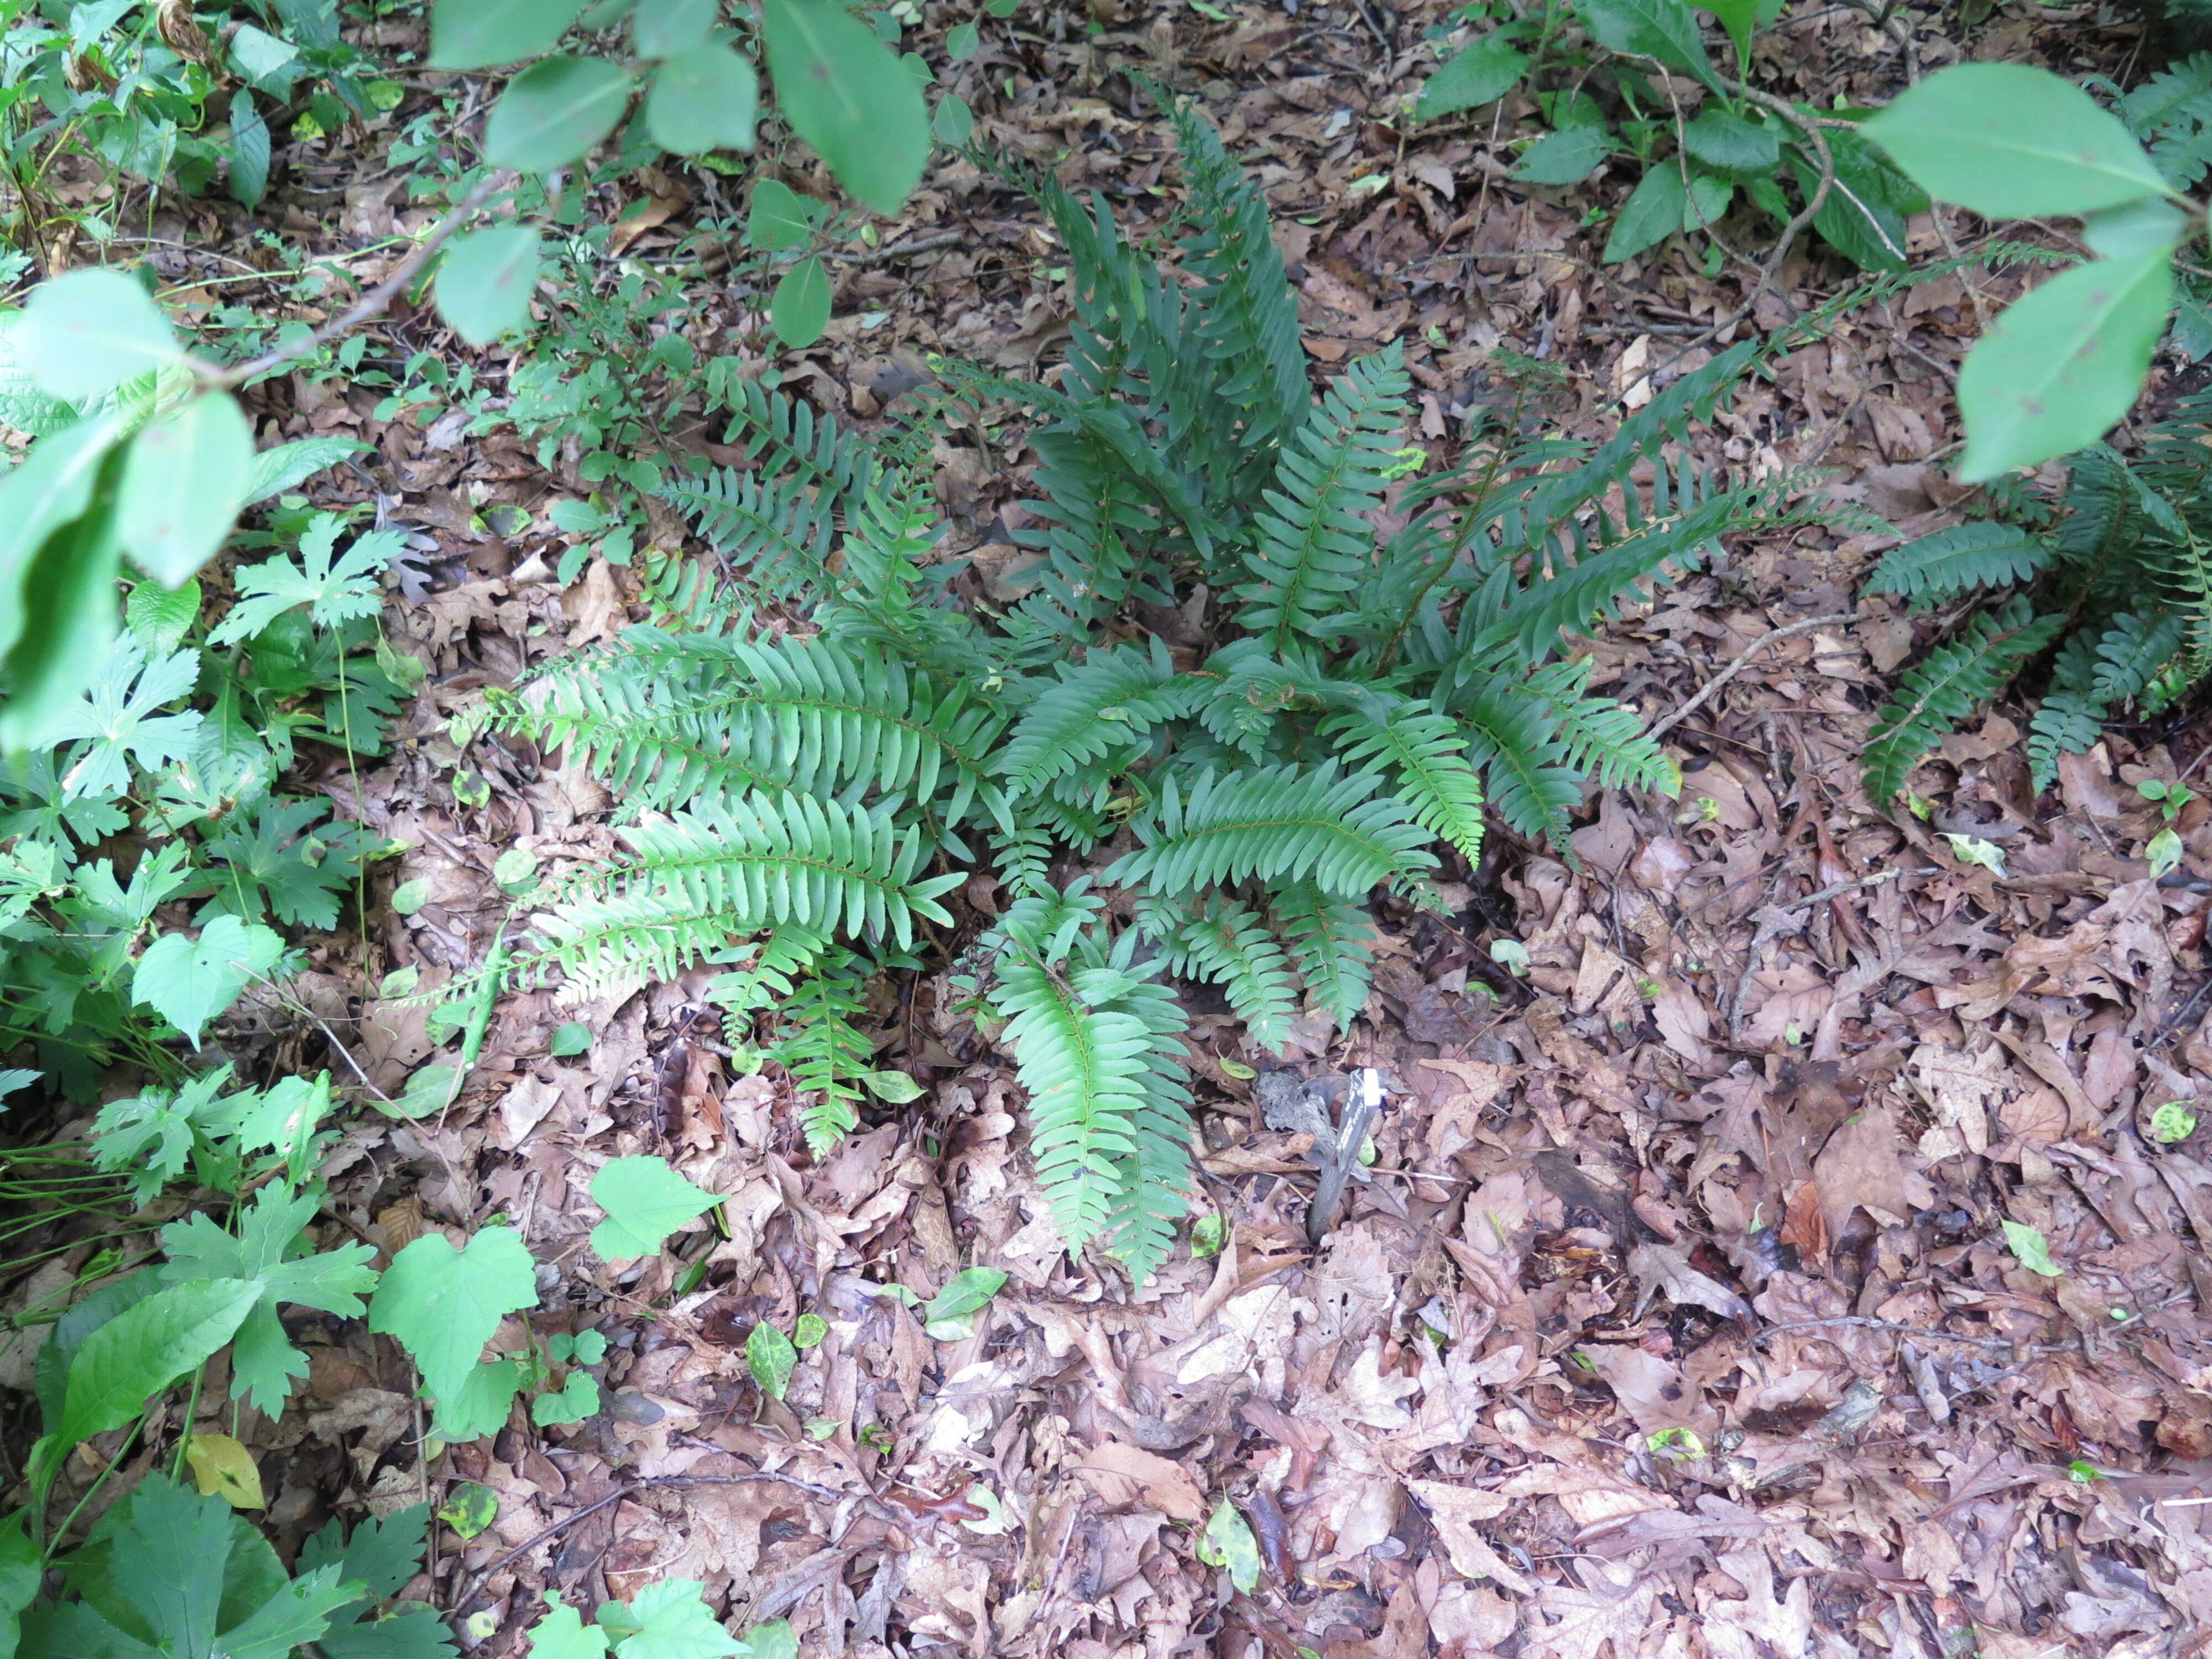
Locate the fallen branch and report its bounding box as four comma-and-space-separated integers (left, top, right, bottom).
1648, 611, 1858, 740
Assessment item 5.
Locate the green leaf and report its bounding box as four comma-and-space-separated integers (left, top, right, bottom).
1861, 62, 2169, 218
922, 1266, 1006, 1327
761, 0, 929, 215
127, 577, 202, 653
770, 255, 831, 348
1573, 0, 1718, 92
551, 1020, 593, 1056
529, 1602, 611, 1659
300, 1503, 435, 1601
2002, 1219, 2063, 1277
598, 1580, 741, 1659
228, 90, 270, 210
210, 514, 396, 643
0, 1512, 37, 1659
367, 1227, 539, 1405
435, 226, 542, 347
159, 1185, 379, 1417
932, 92, 973, 146
0, 312, 86, 437
947, 19, 980, 57
2081, 196, 2191, 260
791, 1313, 827, 1348
60, 1277, 260, 1447
646, 44, 759, 155
1700, 0, 1759, 60
745, 179, 818, 251
1602, 163, 1686, 263
1955, 252, 2170, 482
493, 846, 538, 891
390, 878, 429, 915
243, 435, 368, 506
432, 0, 589, 69
633, 0, 717, 56
746, 1321, 797, 1400
1514, 122, 1613, 184
590, 1155, 719, 1260
859, 1067, 924, 1102
1682, 107, 1780, 171
436, 1484, 498, 1540
133, 915, 286, 1046
184, 1432, 266, 1509
531, 1368, 599, 1426
117, 392, 255, 586
2152, 1101, 2198, 1143
1200, 1498, 1262, 1593
483, 56, 634, 173
15, 269, 180, 400
1417, 33, 1526, 120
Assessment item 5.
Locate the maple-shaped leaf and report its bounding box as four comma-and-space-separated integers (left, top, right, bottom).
0, 747, 131, 846
159, 1186, 379, 1417
90, 1065, 244, 1202
300, 1503, 456, 1659
528, 1601, 611, 1659
368, 1227, 538, 1427
23, 1474, 356, 1659
194, 796, 387, 928
132, 914, 285, 1046
595, 1580, 742, 1659
589, 1157, 719, 1262
45, 638, 205, 803
210, 515, 402, 645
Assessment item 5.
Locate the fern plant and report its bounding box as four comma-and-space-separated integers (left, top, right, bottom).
1859, 389, 2212, 801
484, 101, 1824, 1281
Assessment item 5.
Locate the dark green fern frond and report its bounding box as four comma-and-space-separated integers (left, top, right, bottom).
712, 378, 880, 511
1000, 638, 1188, 796
2026, 692, 2106, 792
1516, 660, 1679, 796
1321, 700, 1486, 865
1270, 881, 1375, 1032
1167, 97, 1311, 459
1458, 679, 1583, 849
658, 466, 837, 602
1238, 346, 1411, 651
1107, 765, 1438, 898
1863, 523, 2055, 603
990, 817, 1056, 899
2089, 610, 2189, 702
1862, 598, 2066, 802
2154, 530, 2212, 678
1148, 893, 1298, 1053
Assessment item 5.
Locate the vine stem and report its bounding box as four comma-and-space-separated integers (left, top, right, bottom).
201, 170, 514, 392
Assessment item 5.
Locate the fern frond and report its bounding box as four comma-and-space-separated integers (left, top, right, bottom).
1148, 893, 1298, 1053
766, 952, 876, 1155
990, 817, 1056, 899
705, 925, 831, 1027
1516, 660, 1681, 796
712, 378, 881, 509
1861, 599, 2065, 802
2155, 530, 2212, 679
658, 466, 837, 602
1270, 881, 1375, 1032
558, 798, 963, 950
1107, 765, 1438, 898
524, 890, 754, 1004
1321, 699, 1486, 864
1238, 346, 1411, 651
1093, 946, 1194, 1282
2026, 692, 2106, 793
1458, 678, 1584, 849
1168, 97, 1311, 458
1861, 523, 2054, 602
1000, 638, 1187, 795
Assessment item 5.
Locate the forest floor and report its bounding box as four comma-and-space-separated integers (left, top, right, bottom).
14, 2, 2212, 1657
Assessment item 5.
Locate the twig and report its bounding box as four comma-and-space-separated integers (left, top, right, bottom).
1750, 1315, 2014, 1350
1725, 868, 1907, 1046
447, 1472, 851, 1639
206, 170, 514, 390
827, 228, 966, 266
1648, 611, 1858, 740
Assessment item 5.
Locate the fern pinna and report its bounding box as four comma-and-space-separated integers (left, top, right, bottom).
486, 101, 1806, 1282
1859, 389, 2212, 800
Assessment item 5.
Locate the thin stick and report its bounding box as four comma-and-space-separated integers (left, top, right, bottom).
1648, 612, 1857, 740
1726, 868, 1907, 1046
206, 170, 514, 390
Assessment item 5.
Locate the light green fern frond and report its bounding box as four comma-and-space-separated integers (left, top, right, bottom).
1149, 893, 1298, 1052
996, 958, 1146, 1251
766, 952, 875, 1155
1093, 947, 1194, 1282
1516, 660, 1679, 796
1108, 764, 1438, 897
1321, 698, 1486, 865
1457, 680, 1583, 849
1000, 637, 1189, 796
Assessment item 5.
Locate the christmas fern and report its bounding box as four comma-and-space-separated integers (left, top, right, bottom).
484, 98, 1819, 1282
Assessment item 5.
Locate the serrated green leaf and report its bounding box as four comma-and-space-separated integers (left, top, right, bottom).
1574, 0, 1718, 91
590, 1156, 719, 1260
126, 577, 201, 653
368, 1227, 539, 1408
599, 1580, 740, 1659
528, 1601, 611, 1659
60, 1277, 260, 1447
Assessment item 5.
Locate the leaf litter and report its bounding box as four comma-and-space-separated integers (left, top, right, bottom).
13, 2, 2212, 1657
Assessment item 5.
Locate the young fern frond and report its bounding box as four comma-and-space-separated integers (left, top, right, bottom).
1320, 701, 1487, 865
1238, 346, 1411, 651
1107, 765, 1439, 898
711, 378, 880, 512
706, 926, 830, 1027
1861, 599, 2065, 801
656, 467, 838, 603
1270, 881, 1376, 1031
1863, 523, 2055, 603
2026, 693, 2106, 792
766, 953, 876, 1155
1147, 893, 1299, 1053
525, 890, 755, 1005
1093, 957, 1194, 1281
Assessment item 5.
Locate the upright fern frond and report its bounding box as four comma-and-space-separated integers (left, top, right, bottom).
1516, 660, 1680, 796
1148, 893, 1298, 1053
1093, 952, 1194, 1281
1321, 700, 1487, 865
1863, 523, 2055, 603
1861, 599, 2065, 801
766, 952, 877, 1155
712, 379, 880, 510
1238, 346, 1411, 651
657, 466, 838, 602
2026, 693, 2105, 792
1167, 97, 1311, 460
1270, 881, 1376, 1031
1107, 765, 1439, 898
996, 958, 1146, 1252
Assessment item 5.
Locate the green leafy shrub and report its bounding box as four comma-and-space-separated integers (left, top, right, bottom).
1418, 0, 1922, 271
1859, 393, 2212, 801
484, 101, 1832, 1280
